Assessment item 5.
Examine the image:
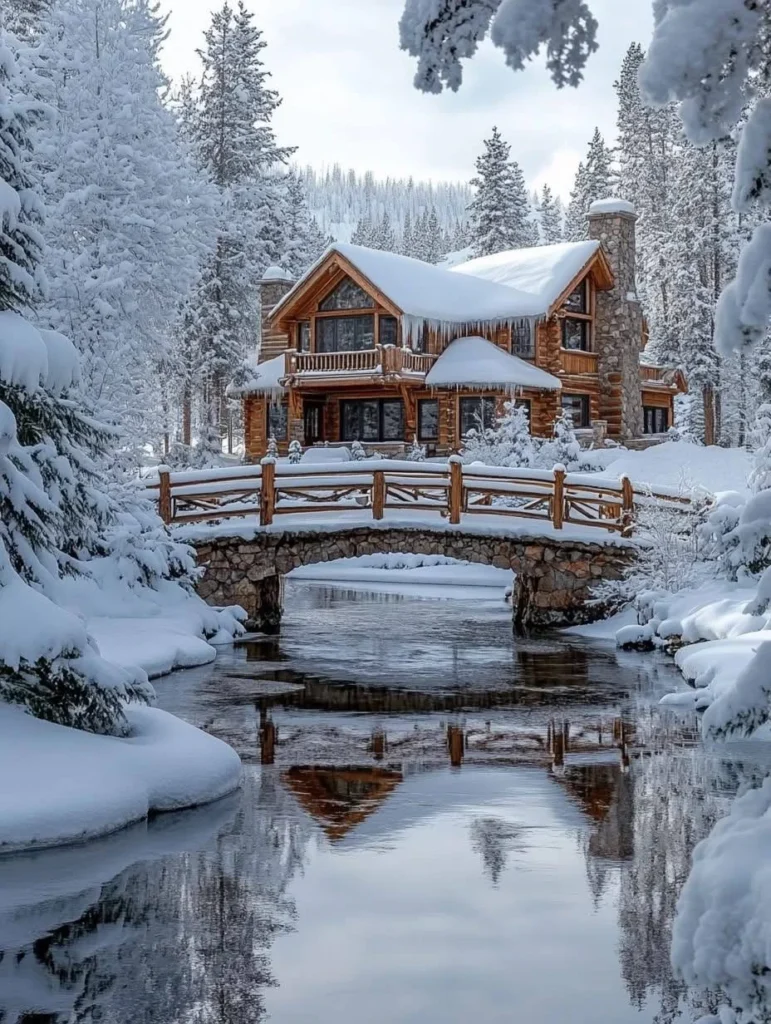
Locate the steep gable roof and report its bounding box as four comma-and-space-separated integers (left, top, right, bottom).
451, 241, 611, 316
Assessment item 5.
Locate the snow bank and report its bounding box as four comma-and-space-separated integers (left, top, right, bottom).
0, 702, 241, 853
584, 441, 752, 496
425, 335, 561, 390
451, 240, 601, 314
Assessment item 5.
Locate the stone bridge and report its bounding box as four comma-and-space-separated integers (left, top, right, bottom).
192, 524, 635, 632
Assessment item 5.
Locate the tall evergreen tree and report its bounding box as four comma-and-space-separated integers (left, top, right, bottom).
188, 0, 293, 436
278, 169, 327, 277
565, 129, 613, 240
468, 126, 533, 256
401, 209, 414, 255
538, 184, 563, 244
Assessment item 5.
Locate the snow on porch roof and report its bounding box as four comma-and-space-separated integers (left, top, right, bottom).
227, 352, 285, 398
269, 241, 544, 328
425, 336, 562, 391
450, 240, 602, 316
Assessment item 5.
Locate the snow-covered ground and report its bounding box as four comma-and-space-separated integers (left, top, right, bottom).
0, 703, 241, 853
583, 440, 752, 495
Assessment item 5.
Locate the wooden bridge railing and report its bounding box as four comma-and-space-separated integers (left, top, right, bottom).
147, 458, 690, 535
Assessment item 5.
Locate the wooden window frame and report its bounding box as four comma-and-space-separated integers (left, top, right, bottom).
643, 405, 669, 434
559, 275, 595, 355
457, 394, 498, 440
560, 393, 591, 429
266, 400, 288, 442
339, 397, 405, 443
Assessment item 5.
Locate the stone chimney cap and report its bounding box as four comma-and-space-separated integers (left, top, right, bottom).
262, 265, 294, 283
588, 198, 636, 217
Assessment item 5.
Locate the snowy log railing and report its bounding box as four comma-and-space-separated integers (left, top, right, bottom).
284, 347, 438, 378
148, 459, 691, 534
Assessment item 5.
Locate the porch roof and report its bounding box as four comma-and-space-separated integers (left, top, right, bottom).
227, 352, 286, 398
425, 336, 562, 392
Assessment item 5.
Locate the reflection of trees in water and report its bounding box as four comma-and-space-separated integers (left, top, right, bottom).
469, 817, 528, 885
611, 749, 739, 1024
0, 772, 311, 1024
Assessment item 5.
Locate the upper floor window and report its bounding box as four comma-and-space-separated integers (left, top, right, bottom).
319, 276, 374, 311
297, 321, 310, 352
511, 320, 534, 358
564, 279, 588, 314
317, 314, 375, 352
380, 315, 398, 347
562, 317, 590, 351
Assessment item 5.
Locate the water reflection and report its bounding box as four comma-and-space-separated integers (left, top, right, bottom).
1, 582, 764, 1024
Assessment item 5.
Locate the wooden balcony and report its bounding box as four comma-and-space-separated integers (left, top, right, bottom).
284, 346, 437, 380
560, 349, 598, 375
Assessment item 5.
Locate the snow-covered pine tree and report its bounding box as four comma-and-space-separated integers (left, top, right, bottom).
189, 0, 293, 439
31, 0, 215, 458
468, 126, 533, 256
545, 409, 582, 469
494, 400, 536, 467
564, 129, 613, 240
0, 27, 152, 734
351, 215, 374, 247
278, 169, 327, 277
538, 184, 562, 244
376, 210, 397, 252
425, 206, 444, 262
288, 439, 302, 463
406, 436, 426, 461
401, 210, 414, 255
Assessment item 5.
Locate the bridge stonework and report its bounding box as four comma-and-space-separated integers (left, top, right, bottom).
192, 526, 634, 633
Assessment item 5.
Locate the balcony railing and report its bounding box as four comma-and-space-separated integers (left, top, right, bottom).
284, 346, 437, 379
640, 364, 671, 383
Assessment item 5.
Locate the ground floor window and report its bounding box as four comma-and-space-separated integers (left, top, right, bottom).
515, 398, 532, 429
561, 393, 590, 428
459, 396, 497, 437
267, 401, 288, 441
418, 398, 439, 441
643, 405, 669, 434
340, 398, 404, 442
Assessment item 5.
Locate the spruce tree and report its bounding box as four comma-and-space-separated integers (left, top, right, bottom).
401, 210, 414, 255
564, 129, 613, 240
538, 184, 563, 244
278, 170, 327, 276
0, 28, 152, 734
468, 126, 533, 256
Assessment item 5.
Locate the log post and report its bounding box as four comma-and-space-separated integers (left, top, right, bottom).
372, 469, 385, 520
260, 457, 276, 526
449, 455, 462, 525
158, 465, 172, 524
621, 475, 634, 535
552, 465, 565, 530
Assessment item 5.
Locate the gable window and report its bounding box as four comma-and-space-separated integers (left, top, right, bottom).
562, 317, 590, 351
564, 279, 588, 314
380, 315, 398, 347
297, 321, 310, 352
643, 406, 669, 434
418, 399, 439, 442
561, 393, 590, 428
511, 320, 534, 358
317, 314, 375, 352
459, 396, 497, 437
319, 276, 374, 311
341, 399, 404, 442
267, 401, 288, 441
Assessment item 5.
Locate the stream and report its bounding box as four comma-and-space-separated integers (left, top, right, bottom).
0, 577, 764, 1023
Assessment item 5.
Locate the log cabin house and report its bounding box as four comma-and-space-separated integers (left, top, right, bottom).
235, 200, 685, 460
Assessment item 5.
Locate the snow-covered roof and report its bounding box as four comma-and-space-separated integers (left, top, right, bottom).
269, 242, 542, 339
451, 241, 602, 316
228, 352, 286, 398
261, 265, 294, 283
425, 336, 561, 391
588, 197, 636, 216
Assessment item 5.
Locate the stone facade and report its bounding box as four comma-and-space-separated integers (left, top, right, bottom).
587, 208, 644, 440
193, 526, 635, 632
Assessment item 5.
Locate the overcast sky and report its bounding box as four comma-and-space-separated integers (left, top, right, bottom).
159, 0, 654, 198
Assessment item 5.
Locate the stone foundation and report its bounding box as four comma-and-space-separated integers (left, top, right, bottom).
193, 526, 635, 632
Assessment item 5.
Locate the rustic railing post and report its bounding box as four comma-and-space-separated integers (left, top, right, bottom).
621, 475, 634, 535
158, 465, 172, 524
552, 464, 565, 530
449, 455, 462, 525
372, 469, 385, 520
260, 457, 276, 526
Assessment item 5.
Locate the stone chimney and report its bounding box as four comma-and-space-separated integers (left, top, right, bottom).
587, 199, 643, 440
259, 265, 296, 362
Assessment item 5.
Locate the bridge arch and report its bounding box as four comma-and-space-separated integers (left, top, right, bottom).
192, 524, 635, 633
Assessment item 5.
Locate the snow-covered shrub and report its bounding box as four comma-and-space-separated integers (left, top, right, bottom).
461, 399, 536, 468
350, 439, 366, 461
541, 409, 583, 470
288, 439, 302, 463
266, 435, 279, 459
406, 435, 426, 461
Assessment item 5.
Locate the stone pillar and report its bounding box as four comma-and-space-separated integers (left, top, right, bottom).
587, 200, 643, 441
240, 573, 282, 634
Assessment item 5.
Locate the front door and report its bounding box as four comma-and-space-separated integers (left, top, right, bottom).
304, 400, 325, 447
